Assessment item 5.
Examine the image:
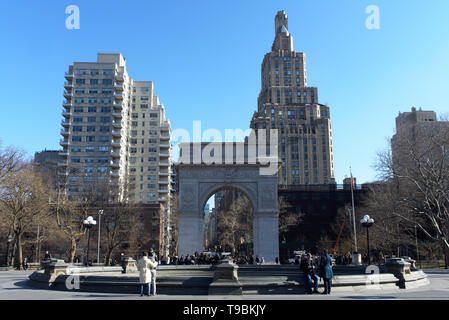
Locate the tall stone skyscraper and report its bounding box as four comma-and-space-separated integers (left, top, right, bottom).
250, 11, 335, 185
59, 53, 171, 210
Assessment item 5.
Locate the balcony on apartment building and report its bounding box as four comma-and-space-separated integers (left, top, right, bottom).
112, 121, 122, 129
113, 93, 123, 100
64, 81, 74, 89
113, 102, 123, 109
62, 100, 72, 108
114, 83, 124, 91
64, 71, 74, 79
112, 111, 122, 119
60, 129, 69, 136
62, 109, 71, 118
63, 90, 72, 99
110, 160, 120, 168
112, 130, 122, 137
115, 73, 124, 81
61, 120, 70, 127
59, 139, 69, 146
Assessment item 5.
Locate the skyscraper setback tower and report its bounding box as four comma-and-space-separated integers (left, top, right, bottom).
250, 11, 335, 185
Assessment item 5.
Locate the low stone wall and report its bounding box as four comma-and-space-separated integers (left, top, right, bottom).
27, 258, 429, 295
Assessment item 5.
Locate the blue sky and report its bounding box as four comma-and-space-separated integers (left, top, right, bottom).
0, 0, 448, 184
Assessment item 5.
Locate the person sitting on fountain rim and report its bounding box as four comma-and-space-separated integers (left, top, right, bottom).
301, 253, 319, 294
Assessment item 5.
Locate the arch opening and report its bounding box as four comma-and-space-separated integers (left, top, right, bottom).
203, 187, 254, 259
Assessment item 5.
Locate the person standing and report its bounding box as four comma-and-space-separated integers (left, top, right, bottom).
22, 257, 28, 271
148, 248, 159, 295
43, 251, 51, 261
319, 249, 334, 294
137, 252, 152, 296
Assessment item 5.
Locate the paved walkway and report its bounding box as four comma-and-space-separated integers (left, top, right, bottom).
0, 269, 448, 300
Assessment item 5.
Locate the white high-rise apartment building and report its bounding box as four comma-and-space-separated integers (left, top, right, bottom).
59, 53, 171, 213
250, 11, 335, 185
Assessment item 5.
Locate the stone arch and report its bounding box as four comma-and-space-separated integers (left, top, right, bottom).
177, 163, 279, 262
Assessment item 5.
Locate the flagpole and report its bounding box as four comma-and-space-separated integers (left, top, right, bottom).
350, 166, 358, 253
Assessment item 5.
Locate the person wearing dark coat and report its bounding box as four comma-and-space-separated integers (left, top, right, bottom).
319, 249, 334, 294
301, 253, 319, 294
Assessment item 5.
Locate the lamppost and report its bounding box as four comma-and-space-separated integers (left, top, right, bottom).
5, 235, 12, 267
97, 209, 103, 265
83, 216, 96, 266
360, 215, 374, 265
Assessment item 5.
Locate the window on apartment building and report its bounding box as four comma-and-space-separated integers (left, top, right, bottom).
102, 79, 113, 85
141, 87, 149, 92
71, 147, 81, 152
77, 69, 87, 75
98, 158, 108, 164
90, 79, 98, 85
148, 157, 157, 162
99, 126, 110, 132
76, 79, 85, 85
148, 139, 157, 144
102, 98, 111, 104
102, 89, 112, 94
87, 126, 95, 132
101, 107, 111, 112
74, 107, 83, 112
88, 98, 97, 104
89, 89, 98, 94
85, 147, 95, 152
130, 148, 137, 154
130, 139, 137, 145
149, 130, 157, 135
98, 167, 108, 173
132, 113, 138, 119
84, 167, 93, 173
70, 157, 81, 163
103, 69, 113, 75
72, 126, 82, 132
86, 136, 95, 142
87, 117, 96, 122
88, 107, 96, 112
140, 104, 148, 109
98, 146, 109, 152
75, 89, 85, 94
100, 117, 111, 123
99, 136, 109, 142
131, 121, 138, 127
147, 184, 156, 189
141, 96, 149, 101
75, 98, 84, 104
91, 69, 99, 75
148, 148, 157, 153
150, 113, 158, 118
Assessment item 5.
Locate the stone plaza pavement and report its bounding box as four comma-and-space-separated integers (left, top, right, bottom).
0, 269, 448, 300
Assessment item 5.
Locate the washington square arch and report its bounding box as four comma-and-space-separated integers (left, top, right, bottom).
176, 140, 280, 262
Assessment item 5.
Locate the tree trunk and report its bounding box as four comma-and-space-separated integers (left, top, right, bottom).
68, 238, 77, 263
10, 238, 16, 268
16, 234, 23, 271
105, 247, 113, 266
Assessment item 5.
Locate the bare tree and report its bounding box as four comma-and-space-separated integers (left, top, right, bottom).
372, 122, 449, 257
0, 166, 50, 269
278, 196, 304, 238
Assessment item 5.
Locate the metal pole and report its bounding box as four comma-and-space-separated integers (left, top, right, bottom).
366, 226, 371, 265
97, 210, 103, 265
86, 227, 91, 267
350, 168, 358, 253
347, 208, 353, 254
